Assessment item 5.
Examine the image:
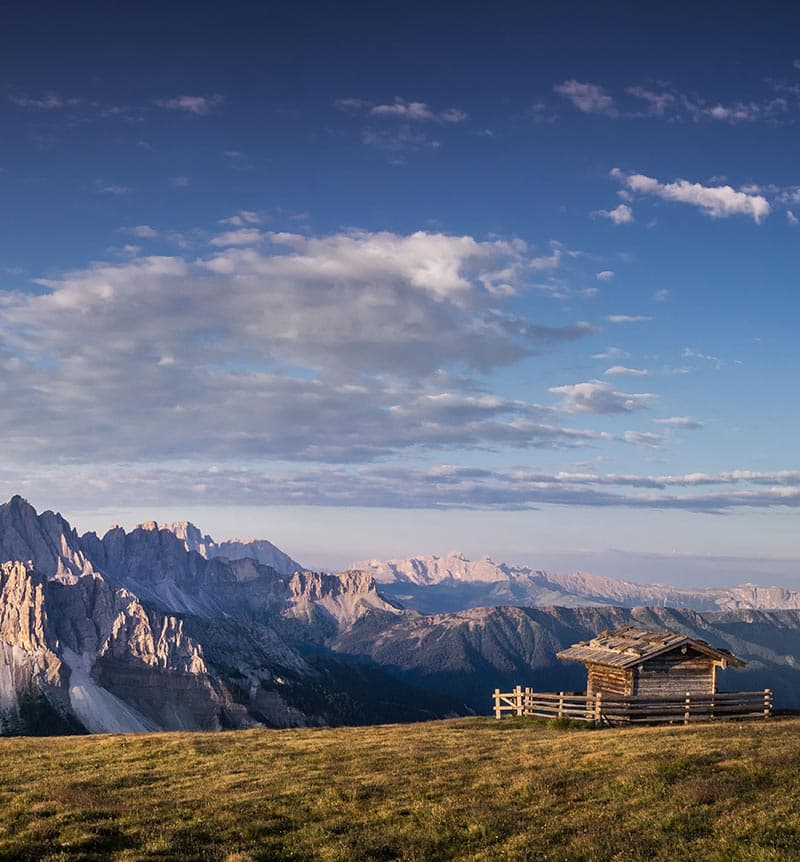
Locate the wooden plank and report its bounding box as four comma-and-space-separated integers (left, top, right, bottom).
527, 709, 594, 721
513, 691, 588, 703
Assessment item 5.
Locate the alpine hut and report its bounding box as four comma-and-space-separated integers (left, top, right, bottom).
556, 625, 746, 699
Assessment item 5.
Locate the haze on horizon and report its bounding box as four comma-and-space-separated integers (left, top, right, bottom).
2, 1, 800, 584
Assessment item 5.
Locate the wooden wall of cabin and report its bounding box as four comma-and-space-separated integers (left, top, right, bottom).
632, 648, 716, 697
586, 664, 633, 697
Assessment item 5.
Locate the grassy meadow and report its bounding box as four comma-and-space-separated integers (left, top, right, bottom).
1, 716, 799, 861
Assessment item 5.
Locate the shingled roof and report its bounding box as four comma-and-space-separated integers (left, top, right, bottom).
556, 625, 746, 669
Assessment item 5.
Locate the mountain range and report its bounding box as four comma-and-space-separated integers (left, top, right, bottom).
356, 550, 800, 614
0, 496, 458, 735
2, 495, 800, 735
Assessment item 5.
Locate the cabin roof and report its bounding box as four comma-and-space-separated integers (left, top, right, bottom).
556, 625, 746, 669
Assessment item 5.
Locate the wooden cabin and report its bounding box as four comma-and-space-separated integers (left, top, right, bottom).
556, 625, 746, 699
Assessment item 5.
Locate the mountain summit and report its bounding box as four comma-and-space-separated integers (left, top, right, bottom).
163, 520, 303, 574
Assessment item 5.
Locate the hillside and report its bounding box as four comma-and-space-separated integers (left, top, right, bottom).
1, 717, 799, 861
333, 604, 800, 712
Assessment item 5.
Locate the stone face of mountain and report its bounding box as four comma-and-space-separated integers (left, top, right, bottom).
0, 498, 447, 735
333, 603, 800, 712
356, 552, 800, 614
0, 557, 246, 735
0, 560, 76, 734
164, 520, 302, 575
0, 495, 95, 582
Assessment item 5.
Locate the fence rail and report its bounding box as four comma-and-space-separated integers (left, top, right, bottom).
492, 686, 772, 726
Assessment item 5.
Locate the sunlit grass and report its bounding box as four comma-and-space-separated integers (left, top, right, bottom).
1, 716, 798, 860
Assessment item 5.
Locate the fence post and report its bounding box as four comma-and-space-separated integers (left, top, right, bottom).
557, 692, 564, 718
684, 692, 691, 725
764, 689, 772, 719
524, 687, 533, 716
515, 684, 523, 716
494, 688, 501, 719
594, 692, 602, 726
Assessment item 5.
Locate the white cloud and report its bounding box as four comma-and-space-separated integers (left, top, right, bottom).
219, 211, 263, 226
209, 229, 264, 247
154, 95, 224, 115
788, 210, 799, 226
549, 381, 656, 414
552, 80, 785, 125
526, 102, 558, 124
339, 97, 467, 157
553, 80, 617, 116
606, 314, 652, 324
625, 87, 675, 116
682, 347, 725, 369
592, 346, 629, 360
9, 92, 76, 109
594, 204, 633, 224
612, 168, 770, 223
128, 225, 157, 239
622, 430, 664, 448
369, 99, 467, 123
595, 270, 614, 280
682, 98, 785, 124
604, 366, 648, 376
653, 289, 670, 302
362, 126, 439, 154
654, 416, 704, 429
98, 185, 132, 196
171, 176, 190, 188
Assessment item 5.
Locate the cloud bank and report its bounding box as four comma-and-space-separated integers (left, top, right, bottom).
11, 464, 800, 515
0, 229, 600, 465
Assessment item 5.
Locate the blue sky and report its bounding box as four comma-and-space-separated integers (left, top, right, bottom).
3, 1, 800, 580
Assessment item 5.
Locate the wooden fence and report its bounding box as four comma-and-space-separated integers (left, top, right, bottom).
493, 686, 772, 726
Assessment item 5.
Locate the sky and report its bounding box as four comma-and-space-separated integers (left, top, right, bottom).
3, 1, 800, 582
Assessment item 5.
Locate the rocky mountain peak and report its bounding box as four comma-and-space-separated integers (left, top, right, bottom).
166, 520, 207, 547
162, 520, 303, 575
0, 496, 93, 582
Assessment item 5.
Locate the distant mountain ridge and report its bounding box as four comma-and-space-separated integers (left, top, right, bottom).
355, 550, 800, 614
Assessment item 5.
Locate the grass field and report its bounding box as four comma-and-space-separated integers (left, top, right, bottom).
1, 716, 799, 861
